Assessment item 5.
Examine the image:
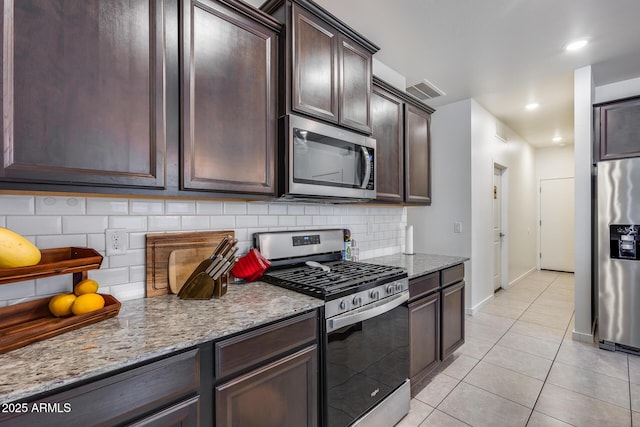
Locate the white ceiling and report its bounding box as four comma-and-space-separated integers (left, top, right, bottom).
254, 0, 640, 148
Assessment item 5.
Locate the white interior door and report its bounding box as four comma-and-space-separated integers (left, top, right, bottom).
540, 178, 575, 272
493, 167, 503, 291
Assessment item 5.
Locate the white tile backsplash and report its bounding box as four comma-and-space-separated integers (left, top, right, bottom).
108, 215, 148, 230
86, 198, 129, 215
35, 196, 85, 215
181, 215, 210, 230
196, 201, 223, 215
0, 194, 406, 305
0, 195, 35, 215
36, 234, 88, 249
166, 200, 196, 215
62, 215, 108, 234
130, 200, 164, 215
148, 215, 181, 231
7, 216, 62, 235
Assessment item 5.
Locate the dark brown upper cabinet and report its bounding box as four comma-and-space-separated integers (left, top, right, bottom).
262, 0, 378, 134
0, 0, 168, 189
594, 95, 640, 161
181, 0, 279, 195
371, 80, 404, 202
405, 104, 432, 204
372, 77, 434, 205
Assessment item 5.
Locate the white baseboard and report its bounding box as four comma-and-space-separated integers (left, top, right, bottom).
465, 293, 494, 316
505, 267, 536, 290
572, 329, 595, 343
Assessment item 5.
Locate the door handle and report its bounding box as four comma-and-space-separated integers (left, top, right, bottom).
499, 233, 506, 238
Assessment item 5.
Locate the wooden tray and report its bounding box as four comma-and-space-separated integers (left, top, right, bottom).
0, 247, 103, 285
145, 230, 234, 297
0, 294, 121, 354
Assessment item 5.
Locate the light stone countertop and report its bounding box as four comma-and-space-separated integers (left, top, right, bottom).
0, 252, 466, 405
364, 253, 469, 279
0, 282, 323, 404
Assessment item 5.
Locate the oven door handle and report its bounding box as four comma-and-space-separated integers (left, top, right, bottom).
326, 292, 409, 332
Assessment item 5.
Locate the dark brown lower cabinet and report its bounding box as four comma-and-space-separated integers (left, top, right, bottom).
129, 396, 200, 427
0, 348, 204, 427
441, 281, 465, 360
215, 345, 318, 426
213, 310, 319, 426
409, 291, 440, 396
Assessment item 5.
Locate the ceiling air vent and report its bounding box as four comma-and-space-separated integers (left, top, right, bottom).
495, 120, 508, 142
406, 79, 446, 101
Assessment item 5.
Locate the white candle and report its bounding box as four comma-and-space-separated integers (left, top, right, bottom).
405, 225, 414, 255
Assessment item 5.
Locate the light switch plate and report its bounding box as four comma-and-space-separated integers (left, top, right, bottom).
454, 222, 462, 233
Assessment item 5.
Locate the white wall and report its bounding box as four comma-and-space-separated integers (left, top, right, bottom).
536, 146, 575, 180
410, 98, 537, 313
573, 65, 594, 342
470, 100, 537, 310
408, 99, 472, 302
0, 195, 406, 306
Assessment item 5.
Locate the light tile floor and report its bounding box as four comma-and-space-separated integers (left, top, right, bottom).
397, 270, 640, 427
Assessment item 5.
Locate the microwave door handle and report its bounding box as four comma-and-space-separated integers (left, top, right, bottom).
360, 147, 371, 189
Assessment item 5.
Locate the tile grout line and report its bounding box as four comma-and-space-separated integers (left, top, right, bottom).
524, 272, 578, 426
433, 272, 560, 426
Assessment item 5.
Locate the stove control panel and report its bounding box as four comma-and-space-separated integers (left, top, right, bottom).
325, 278, 408, 319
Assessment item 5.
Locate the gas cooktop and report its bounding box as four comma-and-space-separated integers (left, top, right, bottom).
262, 260, 407, 300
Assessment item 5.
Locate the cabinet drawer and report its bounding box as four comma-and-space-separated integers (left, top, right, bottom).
442, 264, 464, 287
215, 310, 317, 379
0, 349, 200, 427
409, 272, 439, 300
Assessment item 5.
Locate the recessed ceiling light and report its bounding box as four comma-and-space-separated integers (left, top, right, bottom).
565, 39, 588, 51
525, 103, 539, 111
552, 136, 563, 143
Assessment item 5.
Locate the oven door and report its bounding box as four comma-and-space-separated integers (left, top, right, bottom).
325, 292, 409, 427
287, 114, 376, 200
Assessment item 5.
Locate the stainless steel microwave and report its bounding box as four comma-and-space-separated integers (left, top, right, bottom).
280, 114, 376, 202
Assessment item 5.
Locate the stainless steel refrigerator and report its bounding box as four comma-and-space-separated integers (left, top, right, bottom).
598, 157, 640, 352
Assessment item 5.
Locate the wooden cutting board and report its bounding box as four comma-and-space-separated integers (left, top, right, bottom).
167, 247, 218, 294
145, 231, 234, 297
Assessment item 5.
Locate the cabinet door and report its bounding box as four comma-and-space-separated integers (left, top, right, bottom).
291, 4, 338, 123
0, 349, 200, 427
409, 292, 440, 396
338, 36, 372, 133
405, 104, 432, 205
371, 84, 404, 202
215, 346, 318, 427
181, 0, 277, 194
596, 96, 640, 161
127, 396, 199, 427
441, 282, 465, 360
0, 0, 166, 188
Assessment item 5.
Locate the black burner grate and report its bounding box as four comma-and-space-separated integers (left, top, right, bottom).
262, 261, 407, 300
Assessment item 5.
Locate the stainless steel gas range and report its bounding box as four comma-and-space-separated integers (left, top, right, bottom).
255, 229, 410, 427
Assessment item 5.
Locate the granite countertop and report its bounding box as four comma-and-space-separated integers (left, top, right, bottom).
0, 282, 323, 405
365, 253, 469, 279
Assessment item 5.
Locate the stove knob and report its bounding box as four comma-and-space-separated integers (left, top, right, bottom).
352, 296, 363, 306
370, 290, 380, 300
386, 284, 395, 295
395, 282, 404, 292
339, 300, 350, 311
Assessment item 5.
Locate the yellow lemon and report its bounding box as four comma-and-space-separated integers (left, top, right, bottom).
74, 279, 99, 296
49, 293, 77, 317
71, 293, 105, 315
